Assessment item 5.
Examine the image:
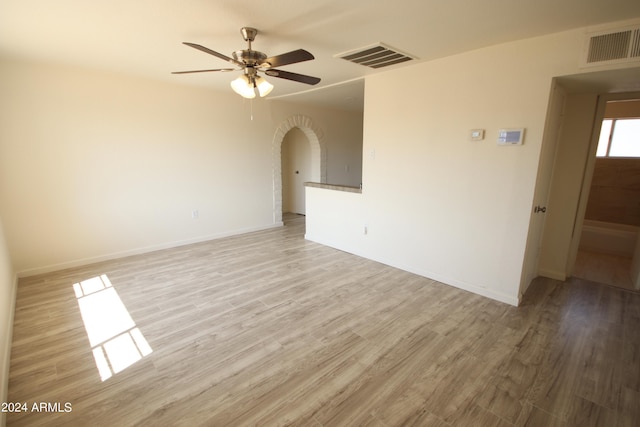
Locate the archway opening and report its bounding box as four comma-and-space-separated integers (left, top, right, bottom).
272, 115, 325, 225
281, 127, 312, 215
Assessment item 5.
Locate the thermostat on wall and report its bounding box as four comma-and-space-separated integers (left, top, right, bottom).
470, 129, 485, 141
497, 128, 525, 145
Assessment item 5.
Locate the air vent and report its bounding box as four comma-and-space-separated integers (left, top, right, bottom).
632, 29, 640, 58
582, 23, 640, 67
588, 31, 632, 62
336, 43, 417, 69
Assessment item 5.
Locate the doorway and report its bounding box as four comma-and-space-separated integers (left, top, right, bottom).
573, 98, 640, 291
281, 127, 312, 215
536, 84, 640, 293
271, 114, 326, 225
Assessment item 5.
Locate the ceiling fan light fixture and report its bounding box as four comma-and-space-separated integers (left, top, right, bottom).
230, 74, 256, 99
176, 27, 321, 99
255, 75, 274, 97
230, 73, 273, 99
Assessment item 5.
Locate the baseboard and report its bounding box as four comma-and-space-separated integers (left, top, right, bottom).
385, 259, 520, 307
305, 233, 520, 307
17, 223, 283, 278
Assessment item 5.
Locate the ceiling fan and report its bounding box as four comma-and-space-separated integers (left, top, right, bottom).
173, 27, 321, 99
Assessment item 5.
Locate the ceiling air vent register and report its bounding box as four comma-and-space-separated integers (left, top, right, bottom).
582, 22, 640, 67
336, 43, 417, 69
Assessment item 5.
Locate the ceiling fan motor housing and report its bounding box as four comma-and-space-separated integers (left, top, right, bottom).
233, 49, 268, 67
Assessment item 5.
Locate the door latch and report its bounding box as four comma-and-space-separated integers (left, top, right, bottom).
534, 206, 547, 213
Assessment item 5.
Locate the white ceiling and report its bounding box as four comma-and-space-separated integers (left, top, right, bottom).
2, 0, 640, 109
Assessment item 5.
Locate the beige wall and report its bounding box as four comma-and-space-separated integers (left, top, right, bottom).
0, 216, 16, 427
0, 59, 275, 274
363, 29, 593, 303
306, 26, 621, 305
0, 64, 365, 286
0, 59, 363, 276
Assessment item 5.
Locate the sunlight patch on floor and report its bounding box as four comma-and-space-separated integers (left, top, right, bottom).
74, 274, 152, 381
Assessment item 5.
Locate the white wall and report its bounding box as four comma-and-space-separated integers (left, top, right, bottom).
306, 186, 365, 248
0, 215, 16, 427
0, 58, 277, 275
307, 27, 597, 305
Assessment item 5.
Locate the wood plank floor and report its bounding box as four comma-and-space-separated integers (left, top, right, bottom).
7, 214, 640, 426
573, 249, 637, 291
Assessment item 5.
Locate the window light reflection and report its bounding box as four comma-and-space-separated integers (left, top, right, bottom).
74, 274, 152, 381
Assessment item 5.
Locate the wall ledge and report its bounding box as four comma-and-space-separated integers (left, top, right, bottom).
305, 182, 362, 194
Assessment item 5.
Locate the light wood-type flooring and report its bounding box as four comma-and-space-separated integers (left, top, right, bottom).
573, 249, 637, 292
7, 214, 640, 426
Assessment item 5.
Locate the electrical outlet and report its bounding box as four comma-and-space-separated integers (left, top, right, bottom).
191, 210, 199, 219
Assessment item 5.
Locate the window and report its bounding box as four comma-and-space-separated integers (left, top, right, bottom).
596, 118, 640, 158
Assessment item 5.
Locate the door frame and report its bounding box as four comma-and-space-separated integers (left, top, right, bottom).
567, 91, 640, 277
271, 115, 326, 225
281, 127, 312, 215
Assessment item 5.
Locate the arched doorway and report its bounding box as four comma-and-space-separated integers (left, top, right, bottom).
281, 128, 311, 215
271, 115, 325, 225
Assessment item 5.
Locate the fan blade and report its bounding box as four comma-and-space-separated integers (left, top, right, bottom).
172, 68, 235, 74
264, 69, 321, 85
183, 42, 245, 67
261, 49, 314, 68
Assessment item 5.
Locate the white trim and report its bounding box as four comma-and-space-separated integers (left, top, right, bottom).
17, 223, 282, 278
305, 233, 520, 307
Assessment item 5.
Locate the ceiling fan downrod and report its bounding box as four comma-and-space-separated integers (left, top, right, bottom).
240, 27, 258, 50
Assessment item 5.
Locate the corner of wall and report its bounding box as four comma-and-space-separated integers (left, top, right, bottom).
537, 268, 567, 281
0, 212, 17, 427
0, 272, 17, 427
